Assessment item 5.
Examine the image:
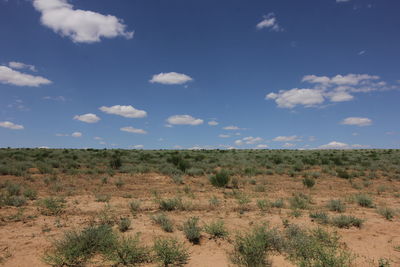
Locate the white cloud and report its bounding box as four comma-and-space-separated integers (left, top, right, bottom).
351, 144, 370, 148
99, 105, 147, 118
166, 115, 203, 126
319, 141, 348, 149
8, 61, 36, 72
56, 133, 69, 136
150, 72, 193, 85
71, 131, 82, 137
358, 50, 366, 55
208, 120, 219, 126
283, 143, 295, 148
267, 73, 393, 108
273, 135, 301, 142
223, 125, 240, 130
130, 145, 144, 149
0, 66, 51, 87
43, 95, 66, 101
341, 117, 372, 126
73, 113, 100, 123
32, 0, 133, 43
235, 136, 263, 146
219, 134, 230, 138
256, 13, 283, 32
120, 126, 147, 134
256, 144, 268, 149
266, 88, 324, 108
0, 121, 24, 130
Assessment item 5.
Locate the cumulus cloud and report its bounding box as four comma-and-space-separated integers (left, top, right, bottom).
32, 0, 133, 43
208, 120, 219, 126
99, 105, 147, 118
283, 143, 295, 148
256, 144, 268, 149
319, 141, 348, 149
73, 113, 100, 123
120, 126, 147, 134
223, 125, 241, 130
0, 66, 51, 87
130, 145, 144, 149
219, 134, 230, 138
341, 117, 372, 126
235, 136, 263, 146
266, 88, 324, 108
273, 135, 301, 142
71, 131, 82, 137
266, 73, 393, 108
0, 121, 24, 130
256, 13, 283, 32
166, 115, 203, 126
150, 72, 193, 85
8, 61, 36, 72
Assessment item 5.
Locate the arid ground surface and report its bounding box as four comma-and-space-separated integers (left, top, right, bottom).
1, 149, 400, 266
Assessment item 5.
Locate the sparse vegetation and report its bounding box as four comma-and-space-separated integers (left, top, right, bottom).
182, 217, 201, 244
204, 220, 228, 239
151, 213, 174, 232
153, 238, 189, 267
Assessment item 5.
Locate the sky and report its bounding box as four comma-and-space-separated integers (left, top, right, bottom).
0, 0, 400, 150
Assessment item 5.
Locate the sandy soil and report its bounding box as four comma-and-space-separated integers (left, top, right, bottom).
1, 172, 399, 266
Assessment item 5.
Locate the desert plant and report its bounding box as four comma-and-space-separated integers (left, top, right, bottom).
309, 211, 330, 224
271, 198, 285, 208
209, 170, 230, 188
355, 194, 374, 208
182, 217, 201, 244
289, 193, 311, 210
38, 197, 65, 216
204, 220, 228, 239
158, 197, 183, 211
257, 199, 270, 212
118, 217, 131, 232
331, 215, 363, 228
327, 199, 346, 213
43, 224, 116, 266
23, 188, 37, 200
377, 207, 396, 220
151, 213, 174, 232
153, 238, 189, 267
302, 177, 315, 189
129, 200, 141, 215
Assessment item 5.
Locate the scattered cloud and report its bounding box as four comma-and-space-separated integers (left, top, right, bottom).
71, 132, 82, 138
223, 125, 241, 130
235, 136, 263, 146
0, 121, 24, 130
8, 61, 36, 72
0, 65, 51, 87
283, 143, 295, 148
351, 144, 370, 148
208, 120, 219, 126
341, 117, 372, 126
266, 74, 394, 108
32, 0, 133, 43
166, 115, 203, 126
43, 96, 66, 101
73, 113, 100, 123
55, 133, 69, 137
94, 136, 103, 140
150, 72, 193, 85
256, 13, 283, 32
273, 135, 301, 142
256, 144, 268, 149
219, 134, 230, 138
358, 50, 366, 55
120, 126, 147, 134
319, 141, 348, 149
130, 145, 144, 149
99, 105, 147, 118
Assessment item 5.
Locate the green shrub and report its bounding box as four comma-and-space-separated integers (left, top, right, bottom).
331, 215, 363, 228
3, 195, 26, 207
95, 194, 111, 202
271, 198, 285, 208
204, 220, 228, 239
158, 197, 182, 211
284, 225, 353, 267
104, 234, 151, 266
209, 170, 230, 188
289, 193, 311, 210
5, 182, 21, 196
153, 238, 189, 267
230, 225, 284, 267
129, 200, 141, 215
355, 194, 374, 208
309, 211, 330, 224
257, 199, 270, 212
43, 224, 116, 266
171, 175, 184, 184
208, 195, 220, 208
38, 197, 65, 216
118, 217, 131, 232
377, 207, 396, 220
182, 217, 201, 244
151, 213, 174, 232
23, 188, 37, 200
302, 177, 315, 189
327, 199, 346, 213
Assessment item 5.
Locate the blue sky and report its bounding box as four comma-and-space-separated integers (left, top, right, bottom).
0, 0, 399, 149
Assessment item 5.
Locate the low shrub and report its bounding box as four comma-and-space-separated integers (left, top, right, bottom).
309, 211, 330, 224
327, 199, 346, 213
151, 213, 174, 232
38, 197, 65, 216
331, 215, 363, 228
302, 177, 315, 189
153, 238, 189, 267
209, 170, 230, 188
377, 207, 396, 220
204, 220, 228, 239
355, 194, 374, 208
182, 217, 201, 244
118, 217, 131, 232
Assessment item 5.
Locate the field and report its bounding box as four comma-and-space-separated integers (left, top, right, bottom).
0, 148, 400, 266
